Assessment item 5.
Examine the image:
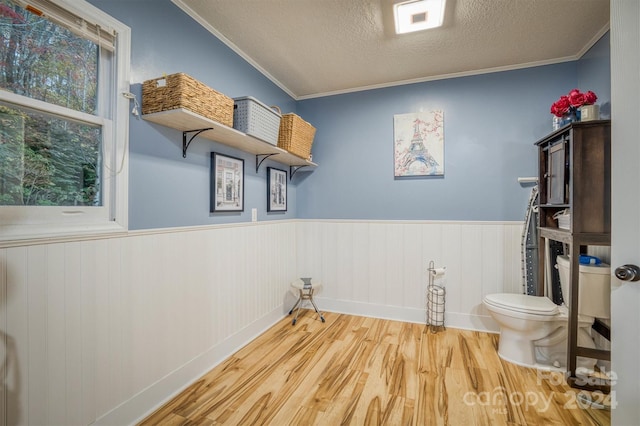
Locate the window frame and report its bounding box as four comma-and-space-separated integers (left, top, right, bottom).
0, 0, 131, 246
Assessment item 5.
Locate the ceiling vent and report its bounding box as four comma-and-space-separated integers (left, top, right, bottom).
394, 0, 446, 34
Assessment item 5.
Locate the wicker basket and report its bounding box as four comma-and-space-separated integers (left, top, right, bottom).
277, 112, 316, 160
142, 73, 233, 127
233, 96, 281, 145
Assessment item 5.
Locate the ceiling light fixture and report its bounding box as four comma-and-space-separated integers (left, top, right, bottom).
394, 0, 446, 34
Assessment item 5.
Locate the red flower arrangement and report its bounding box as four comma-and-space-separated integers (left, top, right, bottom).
550, 89, 598, 117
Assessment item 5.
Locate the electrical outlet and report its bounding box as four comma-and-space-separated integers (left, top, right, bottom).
252, 208, 257, 222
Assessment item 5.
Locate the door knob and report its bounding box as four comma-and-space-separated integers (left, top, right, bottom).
614, 264, 640, 282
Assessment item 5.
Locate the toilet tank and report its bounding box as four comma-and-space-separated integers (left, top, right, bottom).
556, 255, 611, 319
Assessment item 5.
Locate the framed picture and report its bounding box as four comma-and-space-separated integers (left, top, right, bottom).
267, 167, 287, 212
394, 111, 444, 177
211, 152, 244, 212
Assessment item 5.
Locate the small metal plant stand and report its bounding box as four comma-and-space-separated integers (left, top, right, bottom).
288, 278, 325, 325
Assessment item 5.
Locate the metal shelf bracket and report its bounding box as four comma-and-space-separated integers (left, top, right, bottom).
182, 128, 213, 158
255, 153, 278, 173
290, 165, 309, 180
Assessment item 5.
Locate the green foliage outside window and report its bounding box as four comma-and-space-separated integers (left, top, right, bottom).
0, 0, 102, 207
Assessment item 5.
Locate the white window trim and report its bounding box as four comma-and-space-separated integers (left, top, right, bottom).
0, 0, 131, 247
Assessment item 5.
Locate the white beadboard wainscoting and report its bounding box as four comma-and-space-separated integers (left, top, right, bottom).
0, 219, 522, 425
0, 222, 297, 426
295, 220, 523, 330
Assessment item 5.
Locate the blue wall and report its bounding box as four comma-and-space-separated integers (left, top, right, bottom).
296, 34, 611, 221
296, 64, 575, 221
578, 32, 611, 118
90, 0, 611, 227
90, 0, 298, 229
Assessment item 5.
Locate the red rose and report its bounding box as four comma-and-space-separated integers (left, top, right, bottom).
550, 90, 597, 117
556, 96, 570, 109
568, 89, 586, 107
550, 96, 571, 117
584, 90, 598, 105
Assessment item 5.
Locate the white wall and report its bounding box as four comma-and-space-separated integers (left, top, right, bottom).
296, 220, 522, 330
610, 0, 640, 423
0, 222, 297, 425
0, 219, 520, 425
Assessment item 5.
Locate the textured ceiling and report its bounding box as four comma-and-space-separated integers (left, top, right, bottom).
173, 0, 610, 100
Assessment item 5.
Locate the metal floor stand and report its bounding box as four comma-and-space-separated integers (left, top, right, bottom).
288, 285, 325, 325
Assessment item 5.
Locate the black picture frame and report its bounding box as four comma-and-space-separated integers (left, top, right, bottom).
267, 167, 287, 212
210, 152, 244, 212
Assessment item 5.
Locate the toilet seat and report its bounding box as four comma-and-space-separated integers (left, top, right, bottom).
484, 293, 559, 316
484, 294, 592, 323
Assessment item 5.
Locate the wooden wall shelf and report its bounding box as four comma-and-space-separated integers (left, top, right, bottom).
143, 108, 317, 177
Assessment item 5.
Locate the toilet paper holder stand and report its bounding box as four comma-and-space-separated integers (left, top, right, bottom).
427, 260, 446, 334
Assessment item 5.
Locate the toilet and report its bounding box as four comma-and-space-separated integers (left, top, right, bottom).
483, 255, 610, 369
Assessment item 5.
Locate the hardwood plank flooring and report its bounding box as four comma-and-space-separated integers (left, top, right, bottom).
140, 311, 610, 425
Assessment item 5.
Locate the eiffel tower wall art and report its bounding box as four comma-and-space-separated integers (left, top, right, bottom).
393, 111, 444, 177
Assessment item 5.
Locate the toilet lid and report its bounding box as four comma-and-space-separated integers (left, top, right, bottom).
484, 293, 559, 316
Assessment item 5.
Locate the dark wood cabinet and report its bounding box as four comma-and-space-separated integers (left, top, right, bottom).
535, 120, 611, 387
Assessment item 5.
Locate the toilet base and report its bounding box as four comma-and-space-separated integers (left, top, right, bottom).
497, 328, 538, 367
496, 351, 565, 373
535, 327, 598, 371
497, 326, 597, 371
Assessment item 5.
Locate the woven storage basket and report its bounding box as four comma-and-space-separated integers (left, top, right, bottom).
233, 96, 281, 145
277, 112, 316, 160
142, 73, 233, 127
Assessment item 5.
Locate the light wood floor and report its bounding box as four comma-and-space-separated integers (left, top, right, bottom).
140, 311, 610, 425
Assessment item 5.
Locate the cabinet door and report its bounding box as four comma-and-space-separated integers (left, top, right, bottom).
547, 140, 567, 204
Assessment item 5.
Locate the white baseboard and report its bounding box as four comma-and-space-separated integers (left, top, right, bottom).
315, 297, 500, 333
94, 306, 286, 426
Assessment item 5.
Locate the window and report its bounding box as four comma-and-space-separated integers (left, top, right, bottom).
0, 0, 130, 243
